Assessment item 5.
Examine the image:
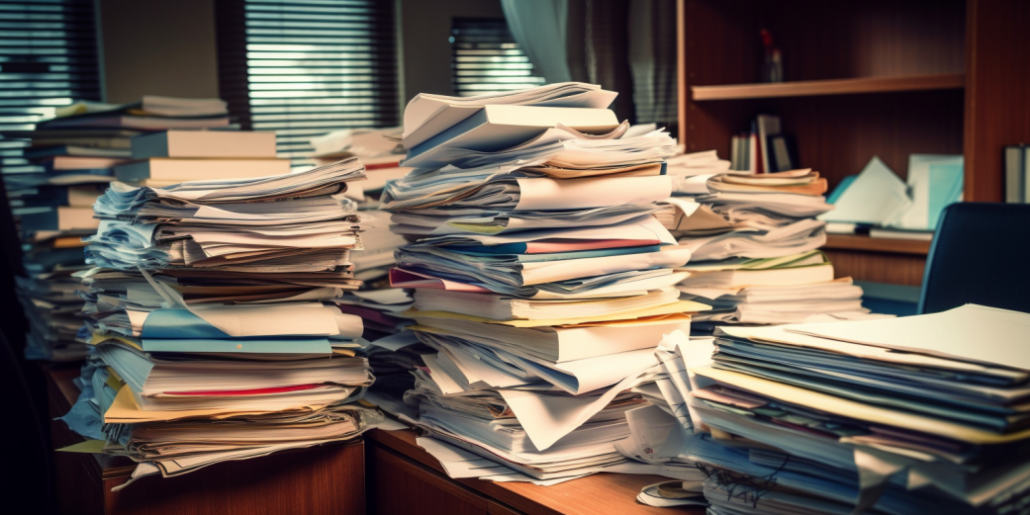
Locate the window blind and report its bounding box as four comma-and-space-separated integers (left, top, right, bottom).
450, 18, 544, 97
0, 0, 100, 173
216, 0, 399, 166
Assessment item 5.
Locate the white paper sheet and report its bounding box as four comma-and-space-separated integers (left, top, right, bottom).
786, 304, 1030, 370
514, 176, 671, 211
499, 370, 647, 452
820, 156, 910, 225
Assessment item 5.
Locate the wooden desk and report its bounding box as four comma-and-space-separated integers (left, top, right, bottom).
365, 427, 704, 515
44, 367, 366, 515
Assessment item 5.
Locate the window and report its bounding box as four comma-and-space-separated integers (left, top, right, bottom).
216, 0, 400, 166
0, 0, 101, 173
450, 18, 544, 97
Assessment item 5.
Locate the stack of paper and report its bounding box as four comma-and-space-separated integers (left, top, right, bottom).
58, 159, 381, 481
1, 97, 232, 361
376, 84, 711, 484
310, 128, 410, 202
649, 305, 1030, 514
659, 155, 876, 331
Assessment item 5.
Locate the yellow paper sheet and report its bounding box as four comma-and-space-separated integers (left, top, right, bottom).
405, 300, 708, 328
90, 333, 143, 351
105, 367, 125, 391
104, 386, 326, 424
693, 366, 1030, 445
57, 439, 106, 453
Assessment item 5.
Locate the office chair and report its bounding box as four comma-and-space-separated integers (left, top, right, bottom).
918, 202, 1030, 314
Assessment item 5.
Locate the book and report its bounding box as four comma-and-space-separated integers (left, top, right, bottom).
869, 227, 934, 241
68, 184, 106, 207
768, 134, 796, 172
1026, 147, 1030, 204
23, 145, 132, 159
748, 122, 758, 173
114, 158, 291, 183
55, 95, 227, 118
2, 128, 141, 147
403, 105, 619, 169
756, 114, 781, 174
1004, 145, 1024, 203
37, 155, 128, 170
20, 206, 98, 232
131, 130, 278, 159
39, 114, 232, 130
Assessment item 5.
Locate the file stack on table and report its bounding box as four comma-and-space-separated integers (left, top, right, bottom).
1, 97, 231, 360
59, 160, 382, 481
650, 305, 1030, 514
336, 208, 417, 402
311, 129, 419, 397
378, 84, 709, 482
310, 127, 410, 199
660, 151, 874, 331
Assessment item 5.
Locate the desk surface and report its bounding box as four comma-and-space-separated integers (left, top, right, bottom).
47, 367, 703, 514
366, 427, 704, 515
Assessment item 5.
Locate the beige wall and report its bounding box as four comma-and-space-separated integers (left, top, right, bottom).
96, 0, 220, 103
95, 0, 503, 106
398, 0, 503, 103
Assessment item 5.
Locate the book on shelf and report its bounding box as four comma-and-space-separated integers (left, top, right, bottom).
1005, 144, 1028, 203
868, 227, 934, 241
729, 115, 795, 173
756, 114, 780, 174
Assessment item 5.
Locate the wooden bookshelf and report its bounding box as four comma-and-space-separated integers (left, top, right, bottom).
677, 0, 1030, 284
692, 73, 964, 101
824, 235, 931, 255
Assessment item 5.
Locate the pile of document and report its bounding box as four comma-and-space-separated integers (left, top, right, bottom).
823, 155, 963, 240
645, 304, 1030, 514
2, 96, 231, 360
311, 127, 410, 203
661, 152, 873, 330
377, 83, 712, 483
60, 159, 383, 481
313, 129, 418, 390
335, 208, 415, 394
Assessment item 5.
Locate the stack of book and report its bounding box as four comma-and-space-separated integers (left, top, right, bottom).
60, 160, 379, 481
647, 305, 1030, 514
660, 152, 874, 331
2, 96, 231, 360
378, 84, 709, 483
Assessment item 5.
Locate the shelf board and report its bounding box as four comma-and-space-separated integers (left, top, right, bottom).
824, 234, 932, 255
691, 73, 965, 101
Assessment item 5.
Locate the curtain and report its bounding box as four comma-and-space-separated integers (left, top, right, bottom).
628, 0, 678, 124
501, 0, 677, 125
500, 0, 573, 84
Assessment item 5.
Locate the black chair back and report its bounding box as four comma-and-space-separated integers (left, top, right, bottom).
918, 202, 1030, 314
